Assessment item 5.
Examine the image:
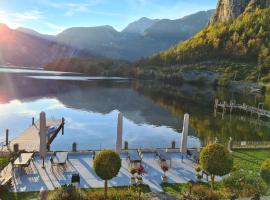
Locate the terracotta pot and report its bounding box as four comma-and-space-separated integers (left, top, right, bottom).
130, 176, 136, 185
136, 177, 143, 184
161, 175, 168, 183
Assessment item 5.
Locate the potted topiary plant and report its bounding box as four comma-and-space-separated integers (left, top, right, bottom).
129, 167, 137, 185
136, 165, 145, 184
161, 164, 169, 183
194, 164, 202, 182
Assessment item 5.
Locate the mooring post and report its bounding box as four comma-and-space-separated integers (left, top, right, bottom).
124, 141, 128, 150
72, 142, 77, 152
62, 117, 65, 135
5, 129, 9, 146
222, 101, 226, 119
171, 140, 176, 149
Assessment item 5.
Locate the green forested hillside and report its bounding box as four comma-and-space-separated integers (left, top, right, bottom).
139, 8, 270, 84
45, 58, 132, 77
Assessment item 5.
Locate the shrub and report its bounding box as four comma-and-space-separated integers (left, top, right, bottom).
200, 144, 233, 190
191, 184, 222, 200
222, 171, 268, 197
260, 159, 270, 185
47, 185, 87, 200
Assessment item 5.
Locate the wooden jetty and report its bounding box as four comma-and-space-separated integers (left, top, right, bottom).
214, 99, 270, 119
6, 117, 65, 152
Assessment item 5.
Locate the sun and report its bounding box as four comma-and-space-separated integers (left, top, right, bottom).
0, 11, 8, 25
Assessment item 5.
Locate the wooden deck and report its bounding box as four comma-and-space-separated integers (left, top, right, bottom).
8, 118, 64, 152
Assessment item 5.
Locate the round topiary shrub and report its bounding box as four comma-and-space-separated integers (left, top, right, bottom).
93, 150, 121, 199
47, 185, 87, 200
200, 143, 233, 189
260, 159, 270, 185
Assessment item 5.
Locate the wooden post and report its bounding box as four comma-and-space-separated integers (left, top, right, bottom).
222, 101, 226, 119
171, 141, 176, 149
62, 117, 65, 135
5, 129, 9, 146
72, 142, 77, 152
124, 141, 128, 150
32, 117, 35, 125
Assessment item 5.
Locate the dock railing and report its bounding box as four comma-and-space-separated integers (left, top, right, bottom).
231, 141, 270, 149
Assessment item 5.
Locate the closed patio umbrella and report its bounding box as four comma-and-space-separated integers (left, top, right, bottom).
39, 111, 47, 168
180, 114, 189, 156
116, 112, 123, 153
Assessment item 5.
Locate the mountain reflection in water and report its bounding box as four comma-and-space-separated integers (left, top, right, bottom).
0, 68, 269, 150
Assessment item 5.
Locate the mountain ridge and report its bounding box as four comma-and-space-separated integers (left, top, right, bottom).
211, 0, 270, 23
122, 17, 160, 35
55, 10, 214, 61
0, 24, 95, 67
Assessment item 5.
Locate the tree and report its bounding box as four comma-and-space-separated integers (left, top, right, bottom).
200, 143, 233, 190
260, 159, 270, 185
93, 150, 121, 199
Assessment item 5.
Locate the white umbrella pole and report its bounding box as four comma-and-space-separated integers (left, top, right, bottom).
116, 112, 123, 154
180, 114, 189, 160
39, 112, 47, 168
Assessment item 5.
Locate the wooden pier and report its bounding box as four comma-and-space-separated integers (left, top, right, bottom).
214, 99, 270, 119
6, 117, 65, 152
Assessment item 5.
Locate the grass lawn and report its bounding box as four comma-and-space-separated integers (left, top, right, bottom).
0, 156, 10, 171
161, 149, 270, 198
0, 191, 40, 200
231, 149, 270, 173
0, 185, 151, 200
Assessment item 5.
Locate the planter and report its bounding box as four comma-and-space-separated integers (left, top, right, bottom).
136, 177, 143, 184
161, 175, 168, 183
130, 176, 136, 185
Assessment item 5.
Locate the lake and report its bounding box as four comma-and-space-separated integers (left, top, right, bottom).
0, 67, 269, 151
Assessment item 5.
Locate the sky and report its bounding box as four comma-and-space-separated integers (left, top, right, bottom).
0, 0, 217, 35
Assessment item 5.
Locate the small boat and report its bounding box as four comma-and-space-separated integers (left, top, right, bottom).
250, 88, 262, 94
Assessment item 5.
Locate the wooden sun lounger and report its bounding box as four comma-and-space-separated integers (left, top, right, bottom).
127, 150, 141, 163
156, 150, 172, 168
52, 152, 68, 165
156, 150, 171, 162
13, 152, 34, 168
0, 175, 12, 186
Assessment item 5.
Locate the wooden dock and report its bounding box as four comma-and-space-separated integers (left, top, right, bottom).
7, 118, 65, 152
214, 99, 270, 119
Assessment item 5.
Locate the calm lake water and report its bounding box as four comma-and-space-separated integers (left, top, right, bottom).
0, 67, 269, 150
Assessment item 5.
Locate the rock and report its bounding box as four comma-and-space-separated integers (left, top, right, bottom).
210, 0, 270, 23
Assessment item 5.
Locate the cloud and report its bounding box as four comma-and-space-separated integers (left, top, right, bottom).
39, 0, 103, 16
0, 9, 44, 29
46, 22, 66, 34
11, 10, 43, 22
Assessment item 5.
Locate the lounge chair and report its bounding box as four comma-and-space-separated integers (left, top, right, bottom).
127, 150, 142, 167
0, 174, 12, 186
13, 152, 34, 173
50, 152, 68, 170
156, 150, 171, 167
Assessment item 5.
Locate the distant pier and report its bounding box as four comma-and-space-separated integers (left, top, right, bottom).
214, 99, 270, 119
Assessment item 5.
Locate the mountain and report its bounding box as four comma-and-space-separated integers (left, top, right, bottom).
211, 0, 270, 23
140, 6, 270, 85
0, 9, 214, 67
16, 27, 55, 41
0, 24, 94, 67
145, 10, 215, 44
56, 10, 214, 61
122, 17, 159, 35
